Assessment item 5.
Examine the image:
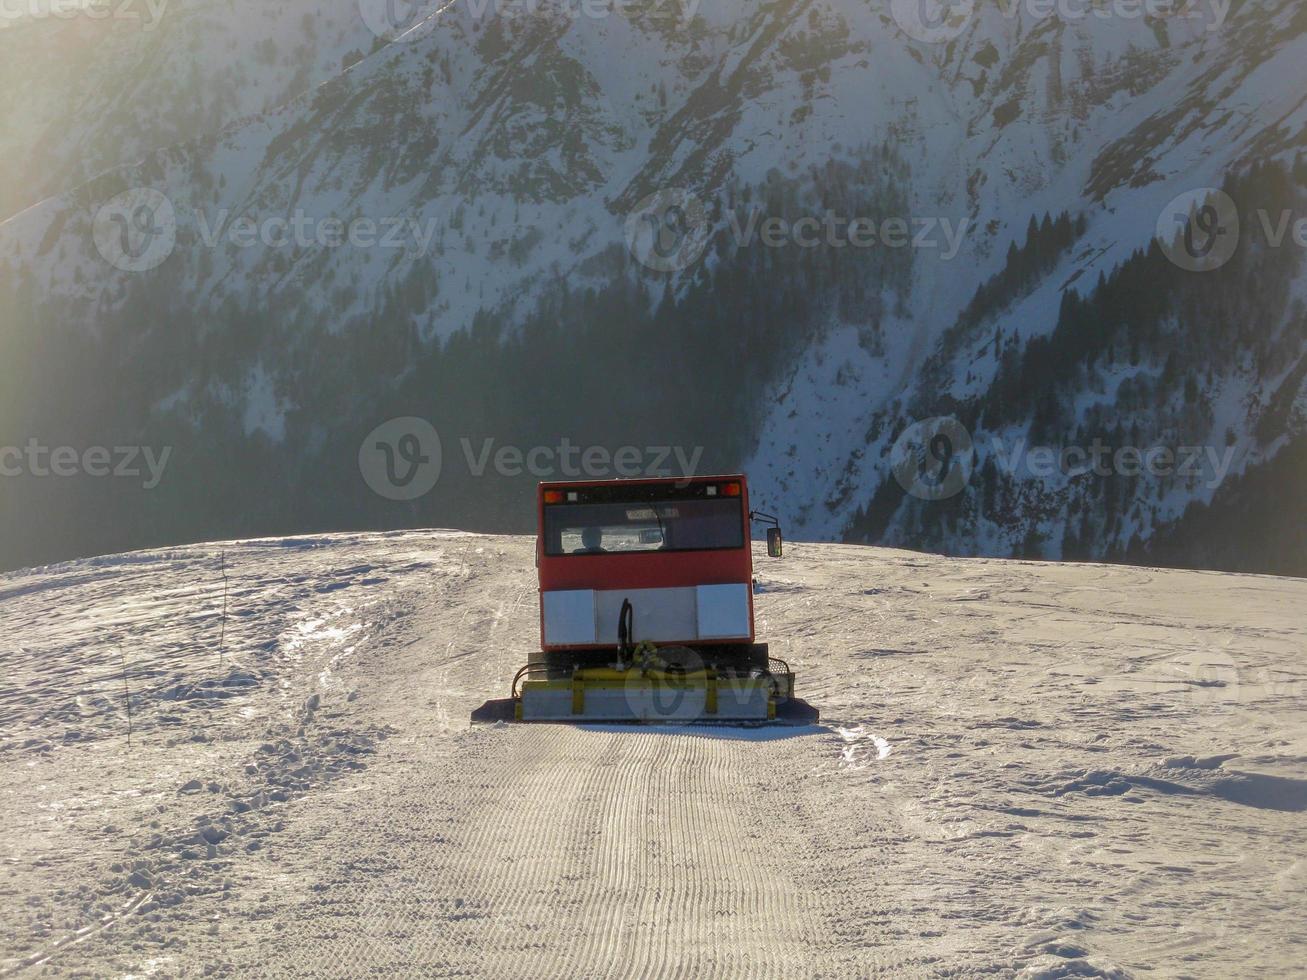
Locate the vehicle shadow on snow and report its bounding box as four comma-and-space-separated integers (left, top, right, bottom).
576, 723, 829, 742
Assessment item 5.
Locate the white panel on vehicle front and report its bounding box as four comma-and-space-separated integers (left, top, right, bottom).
696, 583, 751, 639
543, 584, 751, 646
595, 587, 697, 646
542, 590, 597, 646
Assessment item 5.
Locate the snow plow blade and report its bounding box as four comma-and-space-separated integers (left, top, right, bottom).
471, 665, 819, 725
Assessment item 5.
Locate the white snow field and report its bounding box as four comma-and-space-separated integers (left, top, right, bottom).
2, 531, 1305, 977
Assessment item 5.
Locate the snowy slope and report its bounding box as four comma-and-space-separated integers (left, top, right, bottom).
2, 532, 1305, 975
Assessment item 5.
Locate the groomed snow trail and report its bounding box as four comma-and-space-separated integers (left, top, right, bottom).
261, 725, 908, 978
3, 531, 1305, 977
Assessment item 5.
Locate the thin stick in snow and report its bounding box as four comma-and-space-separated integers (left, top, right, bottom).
219, 551, 229, 669
118, 644, 133, 750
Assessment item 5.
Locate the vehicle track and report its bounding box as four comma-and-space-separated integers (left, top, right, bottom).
258, 721, 911, 978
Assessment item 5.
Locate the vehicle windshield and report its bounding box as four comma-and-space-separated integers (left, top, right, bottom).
544, 498, 745, 555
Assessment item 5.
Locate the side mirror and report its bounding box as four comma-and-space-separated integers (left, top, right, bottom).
766, 526, 783, 559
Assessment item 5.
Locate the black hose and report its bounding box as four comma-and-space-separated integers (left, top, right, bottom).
618, 598, 634, 662
511, 662, 549, 699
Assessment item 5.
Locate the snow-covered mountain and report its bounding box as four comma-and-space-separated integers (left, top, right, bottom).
1, 0, 1304, 573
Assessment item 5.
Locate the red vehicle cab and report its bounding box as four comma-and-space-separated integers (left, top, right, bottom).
536, 475, 759, 655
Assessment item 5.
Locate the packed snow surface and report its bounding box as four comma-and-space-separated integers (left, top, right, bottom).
2, 531, 1305, 976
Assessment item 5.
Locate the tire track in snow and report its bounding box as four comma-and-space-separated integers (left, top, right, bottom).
260, 723, 870, 977
422, 728, 836, 977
